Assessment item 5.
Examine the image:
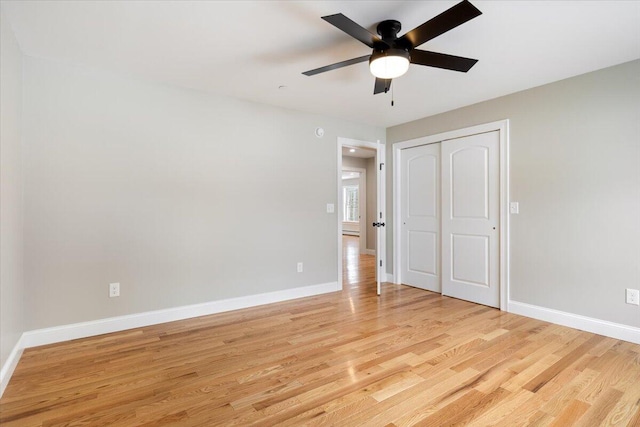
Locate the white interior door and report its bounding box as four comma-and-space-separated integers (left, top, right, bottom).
376, 142, 386, 295
442, 131, 500, 307
400, 143, 440, 292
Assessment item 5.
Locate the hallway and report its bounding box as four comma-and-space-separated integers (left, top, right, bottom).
342, 235, 376, 290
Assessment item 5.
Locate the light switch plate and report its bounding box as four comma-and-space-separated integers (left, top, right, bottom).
510, 202, 519, 214
326, 203, 334, 213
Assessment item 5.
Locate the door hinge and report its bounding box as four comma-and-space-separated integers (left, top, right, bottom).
379, 163, 384, 170
380, 260, 382, 267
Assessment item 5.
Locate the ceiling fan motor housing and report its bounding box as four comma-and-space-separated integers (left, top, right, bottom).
372, 19, 410, 69
373, 19, 411, 66
376, 20, 402, 42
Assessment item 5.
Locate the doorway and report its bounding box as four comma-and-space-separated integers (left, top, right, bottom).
393, 120, 509, 309
342, 235, 376, 290
337, 138, 386, 295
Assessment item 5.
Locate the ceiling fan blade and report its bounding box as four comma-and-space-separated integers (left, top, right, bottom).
374, 78, 392, 94
322, 14, 386, 48
399, 0, 481, 48
302, 55, 370, 76
411, 49, 478, 72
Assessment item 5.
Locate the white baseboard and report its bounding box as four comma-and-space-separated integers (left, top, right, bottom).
0, 281, 338, 398
385, 273, 394, 283
363, 249, 376, 256
22, 281, 339, 349
0, 336, 24, 398
508, 300, 640, 344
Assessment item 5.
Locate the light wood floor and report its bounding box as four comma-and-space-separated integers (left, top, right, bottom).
2, 235, 639, 426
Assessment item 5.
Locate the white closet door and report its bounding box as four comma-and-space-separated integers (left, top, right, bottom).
400, 143, 440, 292
442, 131, 500, 307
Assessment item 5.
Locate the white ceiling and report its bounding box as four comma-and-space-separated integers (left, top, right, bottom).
342, 146, 376, 159
2, 1, 639, 128
342, 171, 360, 180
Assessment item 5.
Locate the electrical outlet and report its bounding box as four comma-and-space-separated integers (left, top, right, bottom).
109, 282, 120, 298
297, 262, 303, 273
626, 288, 639, 305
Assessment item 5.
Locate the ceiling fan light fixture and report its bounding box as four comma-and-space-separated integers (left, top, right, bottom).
369, 49, 410, 79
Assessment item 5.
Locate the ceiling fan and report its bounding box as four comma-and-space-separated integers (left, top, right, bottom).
302, 0, 482, 95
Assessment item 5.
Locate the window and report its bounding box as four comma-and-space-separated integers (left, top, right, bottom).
343, 185, 359, 222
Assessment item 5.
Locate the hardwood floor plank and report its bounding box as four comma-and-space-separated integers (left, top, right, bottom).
414, 387, 510, 427
548, 399, 591, 426
575, 387, 624, 426
466, 389, 534, 426
540, 368, 600, 416
1, 235, 639, 426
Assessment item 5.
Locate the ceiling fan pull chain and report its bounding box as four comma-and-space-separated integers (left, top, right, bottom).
391, 84, 395, 107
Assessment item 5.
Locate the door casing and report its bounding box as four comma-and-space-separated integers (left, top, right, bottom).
337, 137, 386, 295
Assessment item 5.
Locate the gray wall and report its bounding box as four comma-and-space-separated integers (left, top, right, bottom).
342, 155, 376, 250
387, 60, 640, 328
0, 11, 25, 367
23, 56, 384, 330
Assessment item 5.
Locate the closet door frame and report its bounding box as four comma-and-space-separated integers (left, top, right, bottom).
392, 120, 510, 310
